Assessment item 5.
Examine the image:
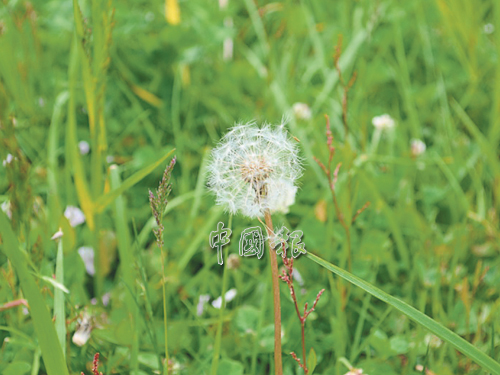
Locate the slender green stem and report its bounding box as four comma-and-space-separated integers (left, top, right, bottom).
160, 242, 169, 374
211, 215, 232, 375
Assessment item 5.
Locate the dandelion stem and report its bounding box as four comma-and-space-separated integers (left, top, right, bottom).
264, 210, 283, 375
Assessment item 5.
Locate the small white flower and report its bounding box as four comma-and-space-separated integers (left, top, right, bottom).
372, 114, 395, 130
344, 369, 364, 375
78, 247, 95, 275
292, 268, 304, 286
72, 312, 92, 346
411, 139, 426, 157
1, 201, 12, 219
424, 333, 442, 348
2, 153, 14, 166
292, 102, 312, 120
51, 228, 64, 240
197, 294, 210, 316
64, 206, 85, 227
208, 122, 302, 218
78, 140, 90, 155
212, 288, 238, 309
484, 23, 494, 34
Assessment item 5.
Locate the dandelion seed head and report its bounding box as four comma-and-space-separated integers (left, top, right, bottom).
208, 122, 302, 218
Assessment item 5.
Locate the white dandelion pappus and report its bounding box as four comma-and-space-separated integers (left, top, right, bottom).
208, 123, 302, 218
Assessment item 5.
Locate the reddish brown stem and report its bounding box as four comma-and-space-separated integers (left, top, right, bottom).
279, 242, 325, 375
264, 210, 283, 375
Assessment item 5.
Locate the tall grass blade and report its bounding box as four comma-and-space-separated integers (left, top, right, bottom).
305, 252, 500, 375
0, 211, 69, 375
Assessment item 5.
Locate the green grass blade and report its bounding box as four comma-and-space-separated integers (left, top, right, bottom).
94, 148, 175, 213
0, 211, 69, 375
53, 239, 66, 358
210, 215, 232, 375
110, 165, 140, 374
305, 252, 500, 375
451, 99, 500, 176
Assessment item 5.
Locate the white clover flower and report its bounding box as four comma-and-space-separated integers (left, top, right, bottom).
197, 294, 210, 316
2, 153, 14, 166
484, 23, 494, 34
78, 246, 95, 275
1, 200, 12, 219
292, 102, 312, 120
212, 288, 238, 309
208, 123, 302, 218
372, 114, 395, 130
78, 140, 90, 155
64, 206, 86, 227
411, 138, 426, 157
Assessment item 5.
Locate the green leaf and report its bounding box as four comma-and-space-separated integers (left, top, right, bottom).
305, 252, 500, 375
0, 211, 69, 375
2, 361, 31, 375
217, 359, 244, 375
307, 347, 317, 375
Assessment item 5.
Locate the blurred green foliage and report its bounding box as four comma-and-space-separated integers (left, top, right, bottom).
1, 0, 500, 374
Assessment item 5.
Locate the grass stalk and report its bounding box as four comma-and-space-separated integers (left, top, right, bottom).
210, 215, 232, 375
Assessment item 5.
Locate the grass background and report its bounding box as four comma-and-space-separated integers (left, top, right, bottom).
0, 0, 499, 374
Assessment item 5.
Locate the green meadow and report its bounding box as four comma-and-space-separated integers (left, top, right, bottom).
1, 0, 499, 374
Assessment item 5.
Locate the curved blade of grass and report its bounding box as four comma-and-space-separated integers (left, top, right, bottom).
305, 252, 500, 375
94, 148, 175, 213
0, 211, 69, 375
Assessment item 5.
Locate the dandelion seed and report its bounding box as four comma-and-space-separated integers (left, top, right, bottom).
411, 139, 426, 157
372, 114, 395, 130
64, 206, 86, 227
208, 122, 302, 218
